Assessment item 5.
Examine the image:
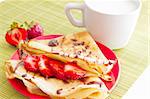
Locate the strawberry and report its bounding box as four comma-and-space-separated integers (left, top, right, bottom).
64, 62, 86, 80
24, 21, 44, 39
65, 71, 84, 80
38, 55, 53, 77
5, 22, 27, 46
23, 54, 86, 80
49, 60, 65, 80
24, 55, 39, 72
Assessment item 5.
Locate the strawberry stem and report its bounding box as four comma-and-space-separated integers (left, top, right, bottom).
21, 21, 34, 29
24, 21, 29, 27
10, 22, 19, 30
22, 21, 30, 30
29, 21, 34, 28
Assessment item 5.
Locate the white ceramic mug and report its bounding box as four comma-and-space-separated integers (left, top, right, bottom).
65, 0, 141, 49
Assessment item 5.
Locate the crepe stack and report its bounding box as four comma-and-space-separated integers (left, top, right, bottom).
6, 32, 115, 99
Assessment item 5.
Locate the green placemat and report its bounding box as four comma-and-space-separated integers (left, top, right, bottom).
0, 0, 149, 99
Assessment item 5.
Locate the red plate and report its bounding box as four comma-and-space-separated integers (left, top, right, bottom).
8, 35, 120, 99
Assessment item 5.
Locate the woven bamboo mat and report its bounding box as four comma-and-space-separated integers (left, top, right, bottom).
0, 0, 149, 99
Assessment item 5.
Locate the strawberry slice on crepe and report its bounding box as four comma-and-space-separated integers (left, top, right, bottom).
21, 32, 115, 81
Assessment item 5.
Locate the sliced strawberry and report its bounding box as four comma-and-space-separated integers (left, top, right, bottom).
40, 55, 50, 64
49, 60, 65, 80
65, 71, 84, 80
55, 69, 65, 80
38, 55, 53, 77
64, 62, 86, 80
24, 55, 39, 72
23, 55, 86, 80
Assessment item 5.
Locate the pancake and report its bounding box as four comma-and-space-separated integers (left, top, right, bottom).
6, 60, 108, 99
21, 32, 115, 81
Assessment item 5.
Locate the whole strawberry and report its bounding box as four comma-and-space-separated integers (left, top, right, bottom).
5, 22, 27, 46
25, 21, 44, 39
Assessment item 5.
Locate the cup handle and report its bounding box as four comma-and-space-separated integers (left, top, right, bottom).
65, 3, 85, 27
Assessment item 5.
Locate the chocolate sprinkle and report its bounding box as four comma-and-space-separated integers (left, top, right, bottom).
80, 77, 88, 84
85, 45, 89, 49
71, 87, 75, 89
76, 51, 81, 55
63, 80, 69, 84
81, 41, 85, 45
108, 61, 113, 65
48, 40, 59, 47
87, 81, 102, 87
18, 50, 23, 59
56, 89, 63, 94
74, 41, 85, 46
89, 51, 92, 54
71, 39, 77, 42
22, 74, 27, 77
74, 55, 78, 58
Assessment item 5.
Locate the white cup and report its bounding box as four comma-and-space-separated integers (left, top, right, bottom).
65, 0, 141, 49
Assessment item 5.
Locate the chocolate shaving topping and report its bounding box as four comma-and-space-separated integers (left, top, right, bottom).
81, 41, 85, 45
80, 77, 88, 84
87, 81, 102, 87
74, 41, 85, 46
63, 80, 69, 84
18, 50, 23, 59
24, 78, 32, 82
89, 51, 92, 54
108, 61, 113, 65
76, 51, 81, 55
108, 78, 112, 81
71, 87, 75, 89
22, 74, 27, 77
56, 89, 63, 94
71, 39, 77, 42
74, 55, 78, 58
85, 45, 89, 49
48, 40, 59, 47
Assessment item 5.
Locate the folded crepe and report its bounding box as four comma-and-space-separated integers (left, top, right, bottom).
21, 32, 115, 81
6, 60, 108, 99
6, 32, 114, 99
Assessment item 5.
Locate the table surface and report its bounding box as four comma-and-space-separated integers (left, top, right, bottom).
122, 65, 150, 99
0, 0, 149, 99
